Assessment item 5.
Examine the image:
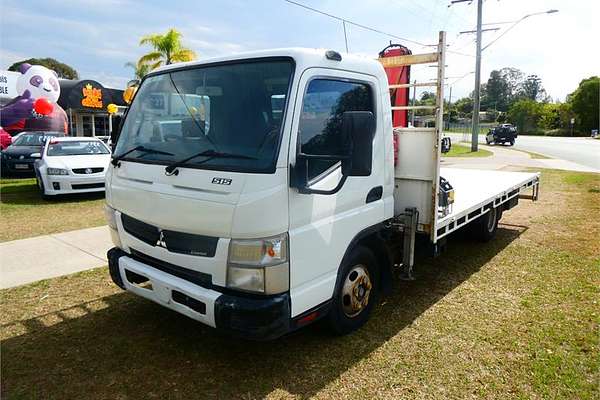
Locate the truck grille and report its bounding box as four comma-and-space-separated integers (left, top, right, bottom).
121, 213, 219, 257
72, 167, 104, 174
71, 183, 105, 190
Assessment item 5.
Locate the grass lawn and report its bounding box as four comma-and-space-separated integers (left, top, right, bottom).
442, 143, 493, 158
1, 169, 599, 399
0, 177, 106, 242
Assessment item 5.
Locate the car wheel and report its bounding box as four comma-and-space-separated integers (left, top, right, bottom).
471, 207, 498, 242
37, 175, 50, 200
327, 246, 379, 335
485, 137, 491, 145
509, 139, 515, 146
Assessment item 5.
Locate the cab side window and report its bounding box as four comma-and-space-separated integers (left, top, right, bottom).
298, 79, 373, 181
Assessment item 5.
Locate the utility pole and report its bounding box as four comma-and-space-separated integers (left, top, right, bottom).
411, 79, 417, 127
447, 85, 453, 130
450, 0, 483, 151
471, 0, 483, 152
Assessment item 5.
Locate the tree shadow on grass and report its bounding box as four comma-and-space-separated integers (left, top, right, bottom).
1, 226, 525, 399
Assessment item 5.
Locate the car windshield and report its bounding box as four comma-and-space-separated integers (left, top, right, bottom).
47, 141, 110, 156
12, 133, 60, 146
114, 59, 294, 173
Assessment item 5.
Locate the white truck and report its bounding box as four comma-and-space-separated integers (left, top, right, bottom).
104, 32, 539, 340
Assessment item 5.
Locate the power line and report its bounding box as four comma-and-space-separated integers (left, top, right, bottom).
283, 0, 433, 47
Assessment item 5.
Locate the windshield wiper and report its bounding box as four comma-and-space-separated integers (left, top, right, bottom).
111, 145, 174, 166
164, 150, 257, 175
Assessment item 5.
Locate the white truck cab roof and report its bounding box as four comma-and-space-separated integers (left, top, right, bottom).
151, 48, 386, 79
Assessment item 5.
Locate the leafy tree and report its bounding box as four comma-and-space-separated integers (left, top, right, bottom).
8, 57, 79, 79
420, 91, 435, 102
507, 99, 543, 133
138, 28, 197, 70
453, 96, 473, 116
568, 76, 599, 134
538, 103, 560, 130
125, 61, 151, 81
520, 75, 547, 101
481, 67, 524, 112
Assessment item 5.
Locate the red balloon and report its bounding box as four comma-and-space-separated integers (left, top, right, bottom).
34, 98, 54, 116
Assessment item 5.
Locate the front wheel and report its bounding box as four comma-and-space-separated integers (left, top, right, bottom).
327, 246, 379, 335
36, 175, 50, 200
509, 139, 515, 146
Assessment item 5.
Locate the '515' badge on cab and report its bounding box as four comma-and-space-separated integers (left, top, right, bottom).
212, 177, 232, 185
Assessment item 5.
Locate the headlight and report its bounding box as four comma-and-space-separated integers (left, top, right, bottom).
47, 167, 69, 175
104, 204, 122, 248
227, 233, 289, 294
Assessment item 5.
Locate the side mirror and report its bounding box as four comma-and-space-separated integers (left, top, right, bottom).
441, 137, 452, 154
30, 152, 41, 158
341, 111, 375, 177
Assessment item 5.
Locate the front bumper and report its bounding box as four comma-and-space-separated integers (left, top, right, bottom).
107, 248, 291, 340
41, 173, 106, 195
2, 159, 35, 174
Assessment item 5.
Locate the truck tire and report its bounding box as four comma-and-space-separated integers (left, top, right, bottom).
472, 207, 498, 242
327, 246, 379, 335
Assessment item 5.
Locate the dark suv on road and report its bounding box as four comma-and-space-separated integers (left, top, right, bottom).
1, 131, 65, 176
486, 124, 518, 146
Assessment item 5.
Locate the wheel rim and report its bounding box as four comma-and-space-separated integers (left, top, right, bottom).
487, 208, 497, 232
341, 264, 372, 318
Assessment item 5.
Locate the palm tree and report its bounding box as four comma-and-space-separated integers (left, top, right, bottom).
138, 28, 197, 70
124, 61, 151, 81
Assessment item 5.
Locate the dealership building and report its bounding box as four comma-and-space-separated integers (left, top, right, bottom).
0, 69, 127, 139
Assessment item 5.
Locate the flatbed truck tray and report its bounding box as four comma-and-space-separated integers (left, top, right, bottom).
434, 168, 540, 239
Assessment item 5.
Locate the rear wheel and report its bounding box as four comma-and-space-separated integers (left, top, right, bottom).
327, 246, 379, 335
471, 207, 498, 242
509, 139, 515, 146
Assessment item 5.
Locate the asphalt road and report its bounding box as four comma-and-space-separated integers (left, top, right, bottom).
447, 133, 600, 170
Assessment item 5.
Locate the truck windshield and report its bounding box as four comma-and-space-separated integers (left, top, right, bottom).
114, 59, 294, 173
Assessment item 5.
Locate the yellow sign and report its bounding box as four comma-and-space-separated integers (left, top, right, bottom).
81, 83, 103, 108
123, 86, 137, 104
107, 103, 118, 114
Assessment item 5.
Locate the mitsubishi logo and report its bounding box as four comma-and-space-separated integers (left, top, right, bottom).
156, 230, 167, 248
85, 168, 93, 174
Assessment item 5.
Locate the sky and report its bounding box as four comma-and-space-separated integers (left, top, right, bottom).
0, 0, 598, 102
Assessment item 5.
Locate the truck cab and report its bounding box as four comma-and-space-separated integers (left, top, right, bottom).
105, 48, 395, 339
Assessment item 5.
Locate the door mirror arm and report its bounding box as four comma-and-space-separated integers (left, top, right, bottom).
290, 111, 375, 196
291, 154, 350, 195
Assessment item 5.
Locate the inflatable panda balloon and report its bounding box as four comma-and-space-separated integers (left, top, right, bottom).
17, 64, 61, 103
0, 63, 68, 135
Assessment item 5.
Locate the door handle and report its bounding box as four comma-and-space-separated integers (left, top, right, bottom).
366, 186, 383, 203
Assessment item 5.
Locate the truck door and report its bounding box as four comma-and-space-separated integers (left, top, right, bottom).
287, 69, 388, 317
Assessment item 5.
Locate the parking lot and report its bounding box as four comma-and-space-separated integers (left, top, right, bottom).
1, 168, 598, 399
